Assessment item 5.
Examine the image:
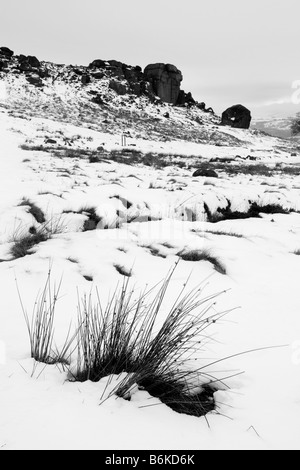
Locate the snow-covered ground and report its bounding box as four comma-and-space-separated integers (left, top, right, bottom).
0, 108, 300, 450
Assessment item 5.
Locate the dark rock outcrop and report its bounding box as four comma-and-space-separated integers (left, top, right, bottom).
91, 93, 104, 105
144, 63, 183, 104
27, 55, 40, 68
109, 79, 129, 95
0, 47, 14, 58
197, 102, 206, 110
81, 73, 90, 85
221, 104, 251, 129
92, 71, 104, 79
177, 90, 196, 106
19, 62, 33, 72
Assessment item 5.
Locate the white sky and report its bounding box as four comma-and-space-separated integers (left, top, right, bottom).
2, 0, 300, 118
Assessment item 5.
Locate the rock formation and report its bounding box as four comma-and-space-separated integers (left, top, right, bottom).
221, 104, 251, 129
143, 63, 183, 104
89, 59, 151, 98
0, 45, 211, 111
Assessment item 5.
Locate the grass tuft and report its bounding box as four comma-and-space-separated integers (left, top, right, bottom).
16, 269, 75, 365
114, 264, 132, 277
204, 200, 290, 223
194, 229, 244, 238
17, 264, 241, 417
9, 218, 65, 259
78, 206, 102, 231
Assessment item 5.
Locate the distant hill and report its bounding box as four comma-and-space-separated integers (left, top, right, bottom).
252, 117, 293, 138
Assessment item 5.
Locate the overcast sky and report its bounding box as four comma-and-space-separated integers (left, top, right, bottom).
2, 0, 299, 119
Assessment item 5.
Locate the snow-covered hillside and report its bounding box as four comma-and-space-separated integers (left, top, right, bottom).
0, 54, 300, 450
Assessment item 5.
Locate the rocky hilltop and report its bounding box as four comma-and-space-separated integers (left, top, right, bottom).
0, 46, 207, 108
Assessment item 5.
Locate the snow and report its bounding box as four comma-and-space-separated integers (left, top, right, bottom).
0, 106, 300, 450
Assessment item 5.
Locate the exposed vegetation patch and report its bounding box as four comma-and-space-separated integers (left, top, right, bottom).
107, 149, 172, 168
200, 229, 244, 238
10, 220, 64, 259
114, 264, 132, 277
78, 207, 102, 231
10, 230, 48, 259
196, 161, 300, 177
110, 195, 133, 209
161, 242, 175, 249
141, 244, 167, 258
117, 247, 127, 253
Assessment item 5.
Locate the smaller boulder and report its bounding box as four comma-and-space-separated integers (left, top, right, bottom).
92, 71, 104, 79
81, 74, 90, 85
193, 168, 218, 178
0, 47, 14, 58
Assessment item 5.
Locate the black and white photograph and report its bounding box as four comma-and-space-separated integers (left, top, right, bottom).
0, 0, 299, 452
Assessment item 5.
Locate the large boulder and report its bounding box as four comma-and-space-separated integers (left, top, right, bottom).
144, 63, 183, 104
0, 47, 14, 58
221, 104, 251, 129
